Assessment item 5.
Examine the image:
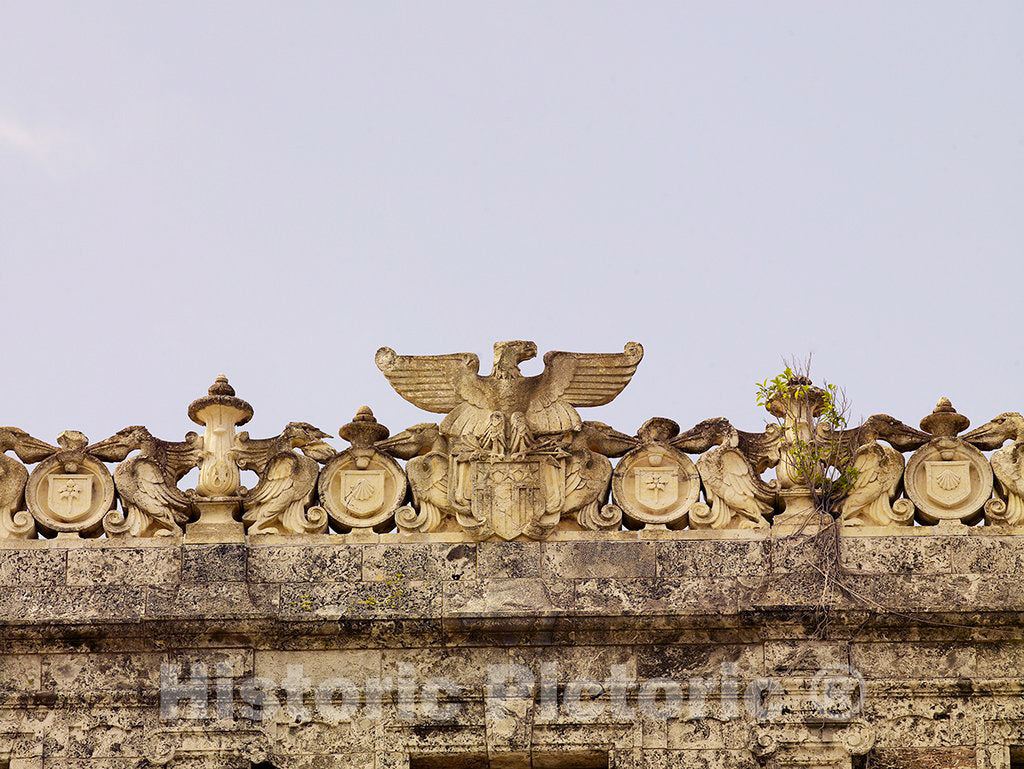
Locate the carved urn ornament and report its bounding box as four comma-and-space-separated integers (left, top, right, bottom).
188, 374, 253, 498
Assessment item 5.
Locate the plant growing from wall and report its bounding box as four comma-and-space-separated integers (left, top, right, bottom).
756, 358, 859, 516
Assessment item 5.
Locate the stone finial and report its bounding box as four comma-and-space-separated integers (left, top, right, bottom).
188, 374, 253, 499
920, 397, 970, 437
339, 406, 390, 448
187, 374, 253, 427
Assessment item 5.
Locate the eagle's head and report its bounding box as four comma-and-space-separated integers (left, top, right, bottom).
493, 340, 538, 374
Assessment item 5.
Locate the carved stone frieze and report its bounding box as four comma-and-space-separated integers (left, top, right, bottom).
905, 398, 993, 525
3, 345, 1024, 540
318, 407, 406, 532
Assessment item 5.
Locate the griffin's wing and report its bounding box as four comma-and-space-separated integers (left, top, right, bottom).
527, 343, 643, 433
736, 425, 782, 475
134, 460, 191, 518
243, 454, 296, 513
717, 449, 774, 514
841, 444, 883, 511
163, 435, 202, 480
233, 435, 283, 472
375, 347, 486, 414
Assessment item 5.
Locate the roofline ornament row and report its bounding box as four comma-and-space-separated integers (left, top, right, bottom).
1, 341, 1021, 541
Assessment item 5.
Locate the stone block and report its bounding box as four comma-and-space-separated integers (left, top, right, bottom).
542, 541, 656, 579
574, 577, 741, 616
280, 580, 441, 620
146, 582, 279, 618
66, 546, 180, 586
478, 542, 542, 579
0, 548, 66, 586
657, 539, 768, 578
839, 535, 952, 574
181, 544, 247, 582
248, 544, 361, 583
443, 578, 574, 617
851, 641, 976, 679
362, 543, 475, 582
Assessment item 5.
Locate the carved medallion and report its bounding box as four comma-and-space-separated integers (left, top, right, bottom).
613, 418, 699, 529
320, 450, 406, 531
25, 431, 114, 537
904, 398, 993, 525
318, 408, 407, 532
635, 467, 679, 511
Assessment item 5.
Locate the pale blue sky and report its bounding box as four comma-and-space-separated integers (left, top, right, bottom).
1, 2, 1022, 448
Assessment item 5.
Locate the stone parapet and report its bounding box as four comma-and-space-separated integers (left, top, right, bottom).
0, 534, 1020, 767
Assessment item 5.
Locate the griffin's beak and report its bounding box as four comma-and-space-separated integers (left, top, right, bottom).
302, 440, 336, 463
376, 430, 418, 459
963, 420, 1008, 450
885, 425, 931, 451
86, 434, 129, 462
592, 426, 639, 458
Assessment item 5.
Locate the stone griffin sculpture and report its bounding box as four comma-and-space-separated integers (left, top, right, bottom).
235, 422, 336, 535
375, 423, 452, 533
964, 412, 1024, 525
88, 426, 202, 537
828, 414, 929, 526
0, 427, 56, 539
376, 340, 643, 539
671, 417, 781, 529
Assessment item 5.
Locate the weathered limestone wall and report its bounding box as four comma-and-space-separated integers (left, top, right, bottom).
2, 528, 1024, 769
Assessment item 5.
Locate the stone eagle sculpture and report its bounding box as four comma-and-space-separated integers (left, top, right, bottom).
375, 340, 644, 439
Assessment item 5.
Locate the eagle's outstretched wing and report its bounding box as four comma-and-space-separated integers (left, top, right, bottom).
376, 347, 491, 437
527, 343, 643, 434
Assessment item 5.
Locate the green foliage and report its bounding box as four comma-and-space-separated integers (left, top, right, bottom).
756, 364, 858, 513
